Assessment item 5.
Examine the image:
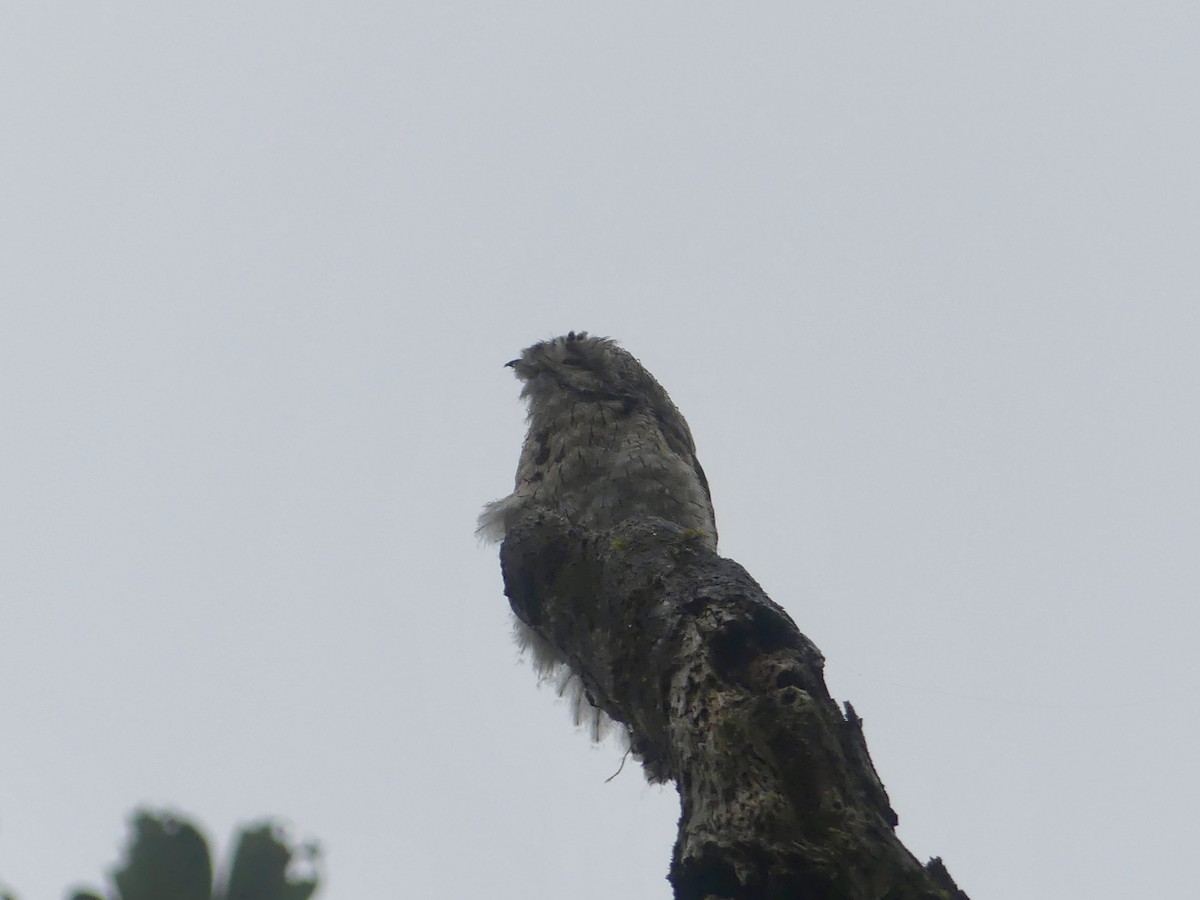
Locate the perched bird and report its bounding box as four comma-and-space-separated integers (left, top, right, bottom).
479, 331, 716, 735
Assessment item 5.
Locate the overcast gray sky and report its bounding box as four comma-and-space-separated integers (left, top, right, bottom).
2, 4, 1197, 899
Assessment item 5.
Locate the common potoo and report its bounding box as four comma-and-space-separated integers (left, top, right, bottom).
479, 331, 716, 736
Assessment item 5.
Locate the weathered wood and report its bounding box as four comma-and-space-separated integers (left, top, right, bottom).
500, 511, 968, 900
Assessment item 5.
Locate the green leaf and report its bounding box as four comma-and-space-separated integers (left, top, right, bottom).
112, 811, 213, 900
220, 823, 317, 900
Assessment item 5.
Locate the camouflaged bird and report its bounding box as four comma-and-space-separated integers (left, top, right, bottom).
479, 331, 716, 736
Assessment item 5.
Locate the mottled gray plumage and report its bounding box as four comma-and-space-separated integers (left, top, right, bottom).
479, 331, 716, 736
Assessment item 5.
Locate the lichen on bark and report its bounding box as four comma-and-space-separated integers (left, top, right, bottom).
499, 510, 968, 900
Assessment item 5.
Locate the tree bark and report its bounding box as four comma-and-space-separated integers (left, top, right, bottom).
499, 511, 969, 900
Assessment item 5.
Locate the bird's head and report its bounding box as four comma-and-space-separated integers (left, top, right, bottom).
508, 331, 644, 402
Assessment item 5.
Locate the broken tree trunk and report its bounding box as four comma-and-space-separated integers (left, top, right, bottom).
499, 511, 968, 900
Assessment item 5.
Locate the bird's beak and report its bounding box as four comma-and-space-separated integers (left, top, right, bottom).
504, 359, 519, 368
